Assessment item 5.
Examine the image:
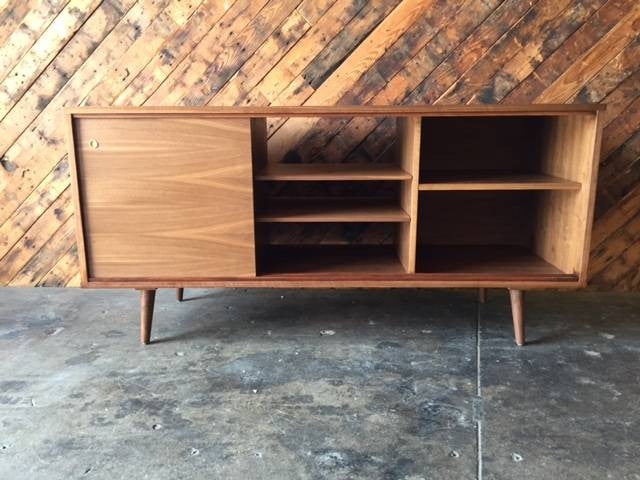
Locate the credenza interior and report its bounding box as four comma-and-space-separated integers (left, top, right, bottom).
65, 105, 603, 346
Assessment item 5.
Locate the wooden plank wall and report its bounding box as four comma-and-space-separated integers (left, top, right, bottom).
0, 0, 638, 290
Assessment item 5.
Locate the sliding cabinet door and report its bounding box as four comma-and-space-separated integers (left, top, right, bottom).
70, 116, 256, 281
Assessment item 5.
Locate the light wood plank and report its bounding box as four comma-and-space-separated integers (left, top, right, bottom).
8, 215, 76, 286
251, 0, 366, 103
536, 4, 640, 103
267, 0, 429, 162
40, 245, 80, 287
146, 0, 270, 105
114, 0, 230, 106
0, 0, 67, 82
397, 116, 420, 273
0, 0, 102, 120
534, 113, 601, 283
505, 0, 633, 104
0, 188, 74, 285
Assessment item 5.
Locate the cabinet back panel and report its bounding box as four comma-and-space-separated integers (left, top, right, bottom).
420, 116, 547, 173
417, 191, 537, 247
259, 222, 397, 245
73, 117, 256, 279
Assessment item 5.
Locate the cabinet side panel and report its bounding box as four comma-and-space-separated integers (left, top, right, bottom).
397, 116, 421, 273
75, 116, 256, 279
535, 114, 599, 279
579, 112, 603, 284
66, 114, 90, 286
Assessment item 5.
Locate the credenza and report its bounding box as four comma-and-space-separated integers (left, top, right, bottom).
65, 105, 603, 346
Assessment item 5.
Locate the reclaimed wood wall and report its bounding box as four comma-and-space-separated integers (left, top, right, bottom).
0, 0, 639, 289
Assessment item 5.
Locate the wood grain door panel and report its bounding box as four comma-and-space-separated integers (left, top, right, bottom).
73, 117, 256, 279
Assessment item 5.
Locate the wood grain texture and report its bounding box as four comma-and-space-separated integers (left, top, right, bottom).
534, 113, 602, 282
0, 0, 638, 289
72, 116, 256, 280
396, 115, 420, 273
67, 105, 596, 289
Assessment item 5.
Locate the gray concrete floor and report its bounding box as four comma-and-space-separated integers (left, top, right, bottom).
0, 288, 638, 479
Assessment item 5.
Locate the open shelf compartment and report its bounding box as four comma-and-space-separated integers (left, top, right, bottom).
261, 245, 406, 276
414, 113, 598, 282
418, 116, 583, 191
252, 116, 414, 182
416, 245, 572, 280
255, 198, 410, 223
255, 222, 407, 276
251, 117, 417, 224
415, 191, 579, 281
251, 116, 421, 275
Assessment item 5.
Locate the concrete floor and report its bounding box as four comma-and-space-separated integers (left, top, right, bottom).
0, 288, 638, 479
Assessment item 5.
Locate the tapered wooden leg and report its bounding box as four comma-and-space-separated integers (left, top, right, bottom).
478, 288, 486, 304
509, 289, 525, 346
140, 289, 156, 345
176, 288, 184, 302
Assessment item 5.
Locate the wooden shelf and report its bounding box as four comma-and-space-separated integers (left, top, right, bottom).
416, 245, 574, 279
418, 171, 581, 191
256, 163, 412, 181
260, 245, 405, 275
259, 244, 577, 281
256, 199, 411, 223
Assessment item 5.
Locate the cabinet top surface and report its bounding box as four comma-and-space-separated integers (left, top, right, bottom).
66, 104, 603, 117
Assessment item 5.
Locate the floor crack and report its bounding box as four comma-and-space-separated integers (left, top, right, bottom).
476, 299, 483, 480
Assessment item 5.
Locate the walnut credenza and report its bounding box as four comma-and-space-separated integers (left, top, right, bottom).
65, 105, 603, 345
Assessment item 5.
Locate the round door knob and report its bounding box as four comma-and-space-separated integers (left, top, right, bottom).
89, 139, 99, 149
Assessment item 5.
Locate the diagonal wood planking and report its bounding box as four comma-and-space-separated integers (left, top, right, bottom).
0, 0, 639, 289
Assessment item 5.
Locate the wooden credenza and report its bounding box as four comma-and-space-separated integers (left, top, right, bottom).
65, 105, 603, 346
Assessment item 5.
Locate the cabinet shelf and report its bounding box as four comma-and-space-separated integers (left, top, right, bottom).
259, 244, 577, 281
418, 171, 581, 191
255, 163, 412, 181
256, 199, 411, 223
416, 245, 575, 280
260, 245, 405, 275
